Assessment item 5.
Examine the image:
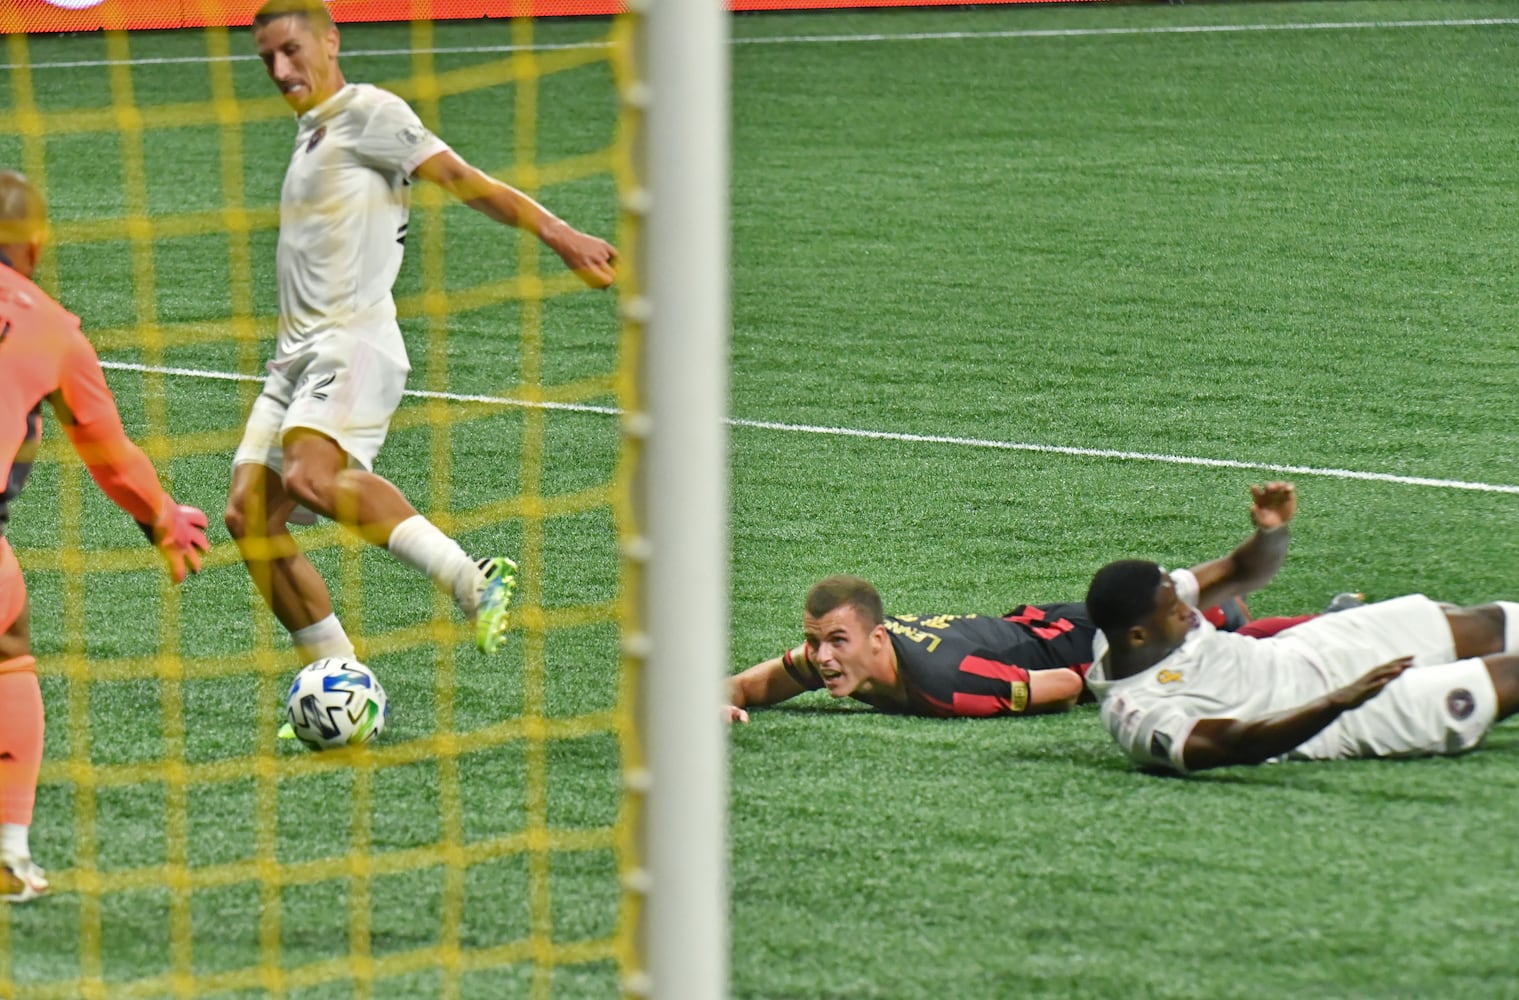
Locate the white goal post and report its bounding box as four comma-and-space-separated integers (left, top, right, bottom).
633, 0, 731, 997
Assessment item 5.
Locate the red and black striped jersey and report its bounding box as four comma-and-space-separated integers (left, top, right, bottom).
785, 602, 1094, 718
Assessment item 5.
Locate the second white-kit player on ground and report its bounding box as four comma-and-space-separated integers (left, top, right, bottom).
226, 0, 618, 669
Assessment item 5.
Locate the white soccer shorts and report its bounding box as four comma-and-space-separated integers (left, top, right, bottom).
232, 328, 410, 477
1275, 596, 1498, 759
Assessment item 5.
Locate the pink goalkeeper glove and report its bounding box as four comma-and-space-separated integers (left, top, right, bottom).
152, 502, 210, 583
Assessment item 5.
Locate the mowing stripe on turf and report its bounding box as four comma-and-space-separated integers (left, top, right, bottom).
5, 17, 1516, 70
99, 360, 1519, 496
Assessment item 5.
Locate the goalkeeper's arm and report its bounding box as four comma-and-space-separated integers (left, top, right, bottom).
47, 336, 209, 582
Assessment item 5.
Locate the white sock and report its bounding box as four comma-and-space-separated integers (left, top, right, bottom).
2, 823, 29, 860
290, 614, 356, 664
1499, 602, 1519, 653
387, 514, 481, 613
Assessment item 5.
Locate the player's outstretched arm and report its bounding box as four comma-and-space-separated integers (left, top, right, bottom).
48, 343, 209, 583
1180, 655, 1412, 772
412, 149, 618, 289
1189, 481, 1297, 611
726, 647, 811, 724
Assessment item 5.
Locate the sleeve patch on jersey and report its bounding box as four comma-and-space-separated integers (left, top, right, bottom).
396, 125, 433, 147
951, 686, 1029, 717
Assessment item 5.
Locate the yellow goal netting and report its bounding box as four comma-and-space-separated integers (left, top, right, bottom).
0, 9, 645, 999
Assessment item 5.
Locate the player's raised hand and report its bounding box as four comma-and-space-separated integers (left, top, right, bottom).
1329, 656, 1413, 711
1250, 481, 1297, 531
544, 224, 618, 289
153, 501, 211, 584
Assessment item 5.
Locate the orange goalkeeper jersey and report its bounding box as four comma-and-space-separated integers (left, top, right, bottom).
0, 258, 162, 539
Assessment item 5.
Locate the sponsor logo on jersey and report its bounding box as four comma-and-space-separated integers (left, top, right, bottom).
1446, 688, 1476, 721
1156, 669, 1184, 685
306, 125, 327, 153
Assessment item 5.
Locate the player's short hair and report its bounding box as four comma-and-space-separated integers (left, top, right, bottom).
1085, 559, 1165, 635
0, 171, 47, 246
805, 575, 885, 627
253, 0, 336, 31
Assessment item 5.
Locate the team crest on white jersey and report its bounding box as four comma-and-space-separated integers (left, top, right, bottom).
306, 125, 327, 153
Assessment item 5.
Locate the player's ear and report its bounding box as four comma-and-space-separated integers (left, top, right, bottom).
1124, 624, 1148, 649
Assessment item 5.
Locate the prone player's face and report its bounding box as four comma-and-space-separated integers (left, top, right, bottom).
803, 604, 882, 698
1146, 576, 1198, 650
255, 15, 340, 113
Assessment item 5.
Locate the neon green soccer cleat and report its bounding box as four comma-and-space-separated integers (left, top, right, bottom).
474, 556, 520, 655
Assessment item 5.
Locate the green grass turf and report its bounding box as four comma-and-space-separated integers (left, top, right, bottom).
5, 1, 1519, 997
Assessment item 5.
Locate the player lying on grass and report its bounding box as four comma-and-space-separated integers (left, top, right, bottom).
0, 171, 210, 902
724, 558, 1344, 723
1085, 481, 1519, 774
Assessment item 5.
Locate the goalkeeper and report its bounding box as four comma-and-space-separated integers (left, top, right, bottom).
225, 0, 618, 666
0, 171, 210, 902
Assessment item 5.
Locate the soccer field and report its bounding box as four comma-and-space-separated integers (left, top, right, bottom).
5, 0, 1519, 997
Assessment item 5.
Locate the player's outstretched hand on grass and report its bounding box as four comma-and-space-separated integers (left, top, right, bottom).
543, 221, 618, 289
724, 705, 750, 725
1249, 481, 1297, 531
1329, 656, 1413, 711
153, 502, 211, 583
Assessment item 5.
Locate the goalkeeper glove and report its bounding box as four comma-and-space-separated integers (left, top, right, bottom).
138, 501, 210, 584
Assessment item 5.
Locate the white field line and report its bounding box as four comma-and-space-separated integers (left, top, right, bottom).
4, 17, 1516, 70
101, 359, 1519, 496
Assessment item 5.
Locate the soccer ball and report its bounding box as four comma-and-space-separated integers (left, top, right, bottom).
284, 657, 388, 750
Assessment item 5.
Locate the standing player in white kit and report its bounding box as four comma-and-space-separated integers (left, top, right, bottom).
226, 0, 617, 667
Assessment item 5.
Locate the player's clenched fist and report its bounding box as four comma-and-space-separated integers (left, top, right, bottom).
546, 226, 619, 289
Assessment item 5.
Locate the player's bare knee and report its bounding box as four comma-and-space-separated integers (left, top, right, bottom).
223, 499, 248, 540
1445, 604, 1507, 660
281, 465, 335, 519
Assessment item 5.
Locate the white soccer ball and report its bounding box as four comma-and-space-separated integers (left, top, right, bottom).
284, 657, 388, 750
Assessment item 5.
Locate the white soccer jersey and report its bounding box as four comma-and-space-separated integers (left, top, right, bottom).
275, 83, 450, 364
1087, 570, 1335, 772
1087, 571, 1489, 772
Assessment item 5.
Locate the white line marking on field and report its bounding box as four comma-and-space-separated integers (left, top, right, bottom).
101, 359, 620, 415
101, 360, 1519, 496
4, 17, 1515, 70
732, 17, 1519, 46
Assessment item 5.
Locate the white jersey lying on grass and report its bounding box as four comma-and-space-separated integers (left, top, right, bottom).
276, 83, 450, 366
1085, 569, 1495, 773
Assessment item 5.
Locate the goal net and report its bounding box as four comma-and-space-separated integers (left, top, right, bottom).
0, 3, 726, 998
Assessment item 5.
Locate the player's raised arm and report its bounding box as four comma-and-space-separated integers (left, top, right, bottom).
49, 335, 209, 584
726, 644, 814, 724
1188, 481, 1296, 611
412, 149, 618, 289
